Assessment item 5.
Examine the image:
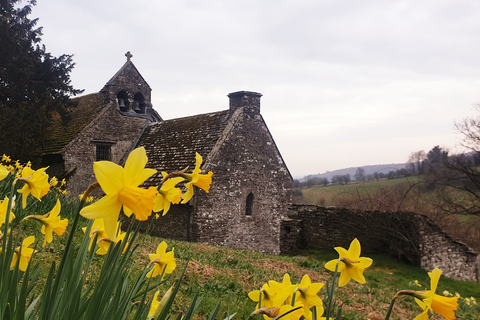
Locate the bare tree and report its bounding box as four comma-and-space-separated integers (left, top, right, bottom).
407, 150, 426, 174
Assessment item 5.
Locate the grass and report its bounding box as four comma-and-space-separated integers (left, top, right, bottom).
3, 179, 479, 320
26, 215, 480, 320
300, 176, 424, 208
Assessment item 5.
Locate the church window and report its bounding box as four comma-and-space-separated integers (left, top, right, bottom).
92, 140, 116, 161
96, 144, 111, 161
245, 192, 254, 216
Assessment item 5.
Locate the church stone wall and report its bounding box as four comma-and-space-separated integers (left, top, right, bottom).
281, 204, 478, 282
192, 102, 292, 255
62, 104, 150, 196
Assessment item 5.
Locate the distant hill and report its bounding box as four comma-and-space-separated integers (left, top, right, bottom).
300, 163, 407, 182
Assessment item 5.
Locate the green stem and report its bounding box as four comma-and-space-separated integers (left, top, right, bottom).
325, 259, 340, 319
384, 298, 396, 320
44, 182, 97, 316
1, 180, 16, 253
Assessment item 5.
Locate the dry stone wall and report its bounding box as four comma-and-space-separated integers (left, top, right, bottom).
282, 204, 479, 282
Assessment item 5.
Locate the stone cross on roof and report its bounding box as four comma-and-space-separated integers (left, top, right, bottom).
125, 51, 133, 61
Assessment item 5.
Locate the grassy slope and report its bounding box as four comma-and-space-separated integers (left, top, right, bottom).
18, 216, 480, 320
135, 233, 480, 320
300, 176, 424, 207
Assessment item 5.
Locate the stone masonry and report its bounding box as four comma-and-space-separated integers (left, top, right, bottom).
281, 204, 479, 282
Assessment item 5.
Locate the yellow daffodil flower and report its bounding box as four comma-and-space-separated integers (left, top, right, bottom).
268, 273, 294, 305
181, 153, 213, 204
82, 219, 127, 255
248, 283, 279, 309
24, 199, 68, 246
324, 238, 373, 287
411, 269, 458, 320
471, 297, 477, 306
17, 166, 50, 208
0, 164, 9, 181
50, 176, 58, 187
80, 147, 157, 241
293, 274, 324, 315
15, 160, 22, 169
148, 286, 173, 319
2, 154, 11, 162
11, 235, 37, 272
0, 196, 15, 229
154, 174, 184, 216
147, 241, 176, 279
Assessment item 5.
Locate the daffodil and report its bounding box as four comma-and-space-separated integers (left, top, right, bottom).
16, 166, 50, 208
50, 176, 58, 187
82, 219, 127, 255
147, 241, 176, 279
80, 147, 157, 240
154, 174, 184, 215
181, 153, 213, 203
24, 199, 68, 246
268, 273, 295, 305
0, 196, 15, 229
0, 164, 9, 181
148, 286, 173, 319
248, 283, 278, 309
2, 154, 11, 162
411, 269, 458, 320
11, 235, 37, 272
324, 238, 373, 287
293, 274, 324, 315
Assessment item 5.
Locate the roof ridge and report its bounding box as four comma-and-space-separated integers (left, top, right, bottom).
151, 109, 229, 124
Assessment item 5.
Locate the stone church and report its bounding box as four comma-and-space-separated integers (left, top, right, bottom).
42, 52, 293, 254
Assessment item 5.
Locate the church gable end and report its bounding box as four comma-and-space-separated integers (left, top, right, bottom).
191, 91, 293, 254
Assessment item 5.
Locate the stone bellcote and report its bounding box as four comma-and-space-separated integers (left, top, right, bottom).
100, 52, 160, 120
228, 91, 262, 115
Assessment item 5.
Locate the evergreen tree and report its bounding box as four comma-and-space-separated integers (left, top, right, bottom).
0, 0, 82, 162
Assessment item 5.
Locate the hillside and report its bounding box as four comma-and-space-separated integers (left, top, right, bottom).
301, 163, 408, 181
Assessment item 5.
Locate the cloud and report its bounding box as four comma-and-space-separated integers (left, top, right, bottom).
32, 0, 480, 178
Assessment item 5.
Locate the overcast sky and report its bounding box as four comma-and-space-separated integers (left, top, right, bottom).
32, 0, 480, 178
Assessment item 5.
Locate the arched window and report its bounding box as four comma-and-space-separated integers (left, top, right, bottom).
245, 192, 254, 216
133, 93, 146, 114
117, 90, 128, 111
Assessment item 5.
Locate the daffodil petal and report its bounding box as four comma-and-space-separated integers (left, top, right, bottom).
349, 266, 366, 284
334, 246, 348, 257
357, 257, 373, 269
348, 238, 361, 259
123, 147, 149, 185
80, 195, 121, 220
94, 161, 124, 194
428, 268, 442, 293
156, 241, 168, 255
338, 269, 351, 287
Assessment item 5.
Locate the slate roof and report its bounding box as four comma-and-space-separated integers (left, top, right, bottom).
42, 93, 106, 154
138, 110, 231, 187
101, 60, 151, 91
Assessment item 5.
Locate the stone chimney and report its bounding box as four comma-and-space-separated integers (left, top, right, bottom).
228, 91, 262, 115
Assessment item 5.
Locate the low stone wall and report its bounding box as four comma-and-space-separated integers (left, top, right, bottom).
281, 204, 479, 282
